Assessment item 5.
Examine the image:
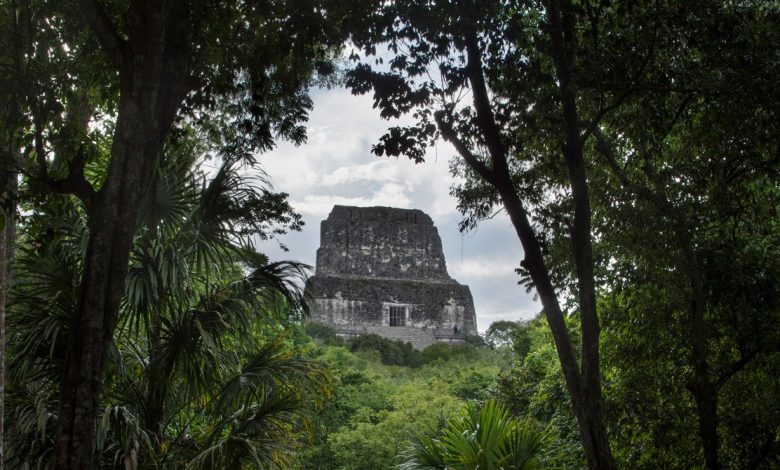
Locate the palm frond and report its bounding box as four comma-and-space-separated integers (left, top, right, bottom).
500, 419, 551, 470
96, 404, 155, 469
188, 389, 312, 470
399, 400, 551, 470
10, 134, 313, 468
398, 432, 448, 470
4, 379, 58, 468
214, 336, 331, 413
8, 242, 80, 383
245, 260, 311, 321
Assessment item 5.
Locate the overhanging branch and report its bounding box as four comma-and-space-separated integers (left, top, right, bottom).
34, 124, 96, 209
462, 26, 510, 177
79, 0, 127, 70
715, 348, 760, 391
434, 111, 497, 186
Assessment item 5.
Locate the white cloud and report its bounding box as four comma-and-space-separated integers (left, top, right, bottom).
450, 259, 520, 279
320, 160, 402, 186
293, 182, 413, 217
254, 86, 540, 332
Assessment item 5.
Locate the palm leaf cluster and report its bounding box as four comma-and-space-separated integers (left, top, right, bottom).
7, 138, 326, 469
400, 400, 550, 470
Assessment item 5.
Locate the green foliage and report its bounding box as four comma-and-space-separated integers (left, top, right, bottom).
485, 320, 521, 349
585, 3, 780, 467
3, 0, 366, 462
462, 334, 488, 348
6, 0, 780, 468
305, 322, 345, 347
484, 319, 536, 359
6, 143, 327, 468
348, 333, 422, 368
347, 0, 780, 467
450, 369, 496, 402
420, 342, 478, 365
327, 384, 461, 470
298, 336, 509, 470
485, 320, 533, 359
492, 316, 585, 468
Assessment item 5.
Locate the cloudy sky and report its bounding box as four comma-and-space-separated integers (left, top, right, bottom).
255, 87, 540, 331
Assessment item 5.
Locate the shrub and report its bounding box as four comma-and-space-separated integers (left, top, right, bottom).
347, 334, 421, 368
463, 334, 488, 348
306, 323, 345, 346
420, 342, 478, 365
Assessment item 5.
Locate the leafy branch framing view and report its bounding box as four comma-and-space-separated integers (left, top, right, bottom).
1, 0, 778, 469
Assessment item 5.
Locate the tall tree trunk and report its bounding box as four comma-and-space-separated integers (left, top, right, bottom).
53, 2, 192, 467
682, 237, 720, 470
542, 0, 615, 466
692, 364, 720, 469
449, 16, 616, 468
497, 182, 614, 470
0, 157, 16, 470
54, 119, 161, 468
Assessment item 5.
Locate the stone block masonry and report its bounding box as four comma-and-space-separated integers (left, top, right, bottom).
305, 205, 477, 349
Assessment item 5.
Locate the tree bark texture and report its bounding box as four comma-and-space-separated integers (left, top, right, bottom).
53, 1, 193, 468
680, 231, 720, 470
0, 208, 5, 470
0, 122, 20, 470
0, 163, 14, 470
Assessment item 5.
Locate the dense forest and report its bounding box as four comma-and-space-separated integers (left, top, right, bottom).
1, 0, 779, 469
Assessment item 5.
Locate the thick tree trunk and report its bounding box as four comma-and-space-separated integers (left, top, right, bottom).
693, 376, 720, 470
54, 107, 187, 469
1, 137, 18, 470
54, 102, 165, 469
686, 249, 720, 470
53, 2, 192, 467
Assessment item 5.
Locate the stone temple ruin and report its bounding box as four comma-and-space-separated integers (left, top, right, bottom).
305, 205, 477, 349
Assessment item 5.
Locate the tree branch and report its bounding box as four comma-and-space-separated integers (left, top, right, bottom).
582, 7, 663, 146
462, 27, 511, 178
34, 124, 96, 210
594, 129, 633, 188
594, 129, 672, 211
714, 348, 760, 391
460, 20, 605, 467
434, 111, 497, 186
41, 148, 97, 209
581, 87, 636, 145
79, 0, 127, 70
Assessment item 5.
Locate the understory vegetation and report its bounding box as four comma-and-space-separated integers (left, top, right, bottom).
301, 323, 587, 469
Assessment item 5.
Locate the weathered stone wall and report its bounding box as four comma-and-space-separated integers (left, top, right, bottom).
306, 205, 478, 349
316, 205, 450, 281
